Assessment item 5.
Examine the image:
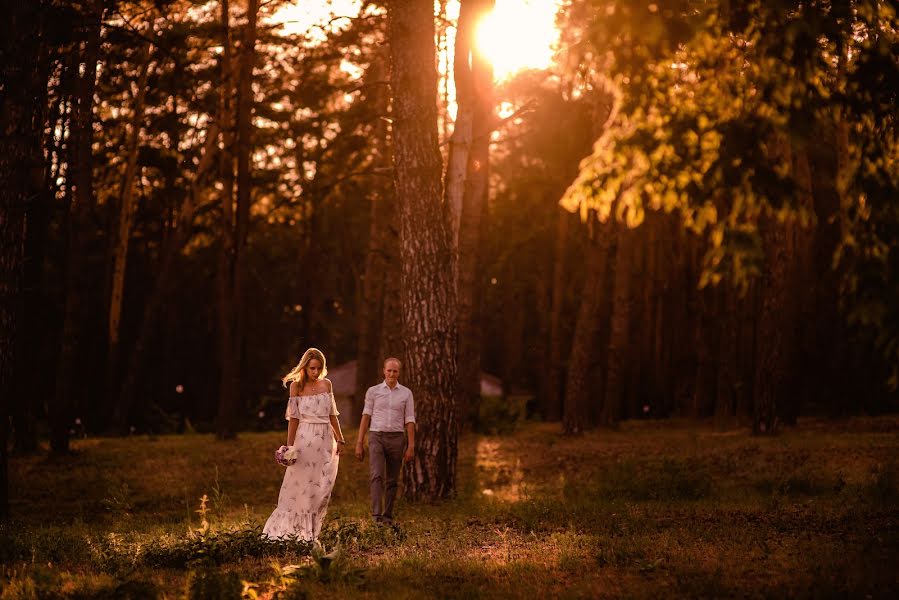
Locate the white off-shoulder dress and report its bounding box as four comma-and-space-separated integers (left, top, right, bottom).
263, 391, 340, 540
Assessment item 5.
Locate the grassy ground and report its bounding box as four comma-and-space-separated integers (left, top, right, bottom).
3, 417, 899, 599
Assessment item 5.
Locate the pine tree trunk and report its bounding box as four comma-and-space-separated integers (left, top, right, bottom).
116, 122, 221, 432
784, 147, 815, 426
444, 0, 477, 242
693, 284, 718, 418
754, 213, 789, 435
389, 0, 459, 501
715, 285, 739, 426
230, 0, 258, 435
53, 1, 103, 452
546, 208, 570, 421
354, 52, 394, 425
216, 0, 257, 440
563, 221, 612, 433
456, 1, 493, 426
106, 47, 153, 419
1, 0, 46, 520
602, 223, 632, 426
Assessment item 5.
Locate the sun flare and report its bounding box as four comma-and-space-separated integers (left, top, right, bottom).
475, 0, 560, 81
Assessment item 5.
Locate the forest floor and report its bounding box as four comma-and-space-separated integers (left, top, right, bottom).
4, 416, 899, 599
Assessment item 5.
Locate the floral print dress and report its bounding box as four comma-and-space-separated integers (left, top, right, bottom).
263, 391, 340, 540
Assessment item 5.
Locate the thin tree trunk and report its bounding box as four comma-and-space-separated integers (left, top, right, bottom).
715, 285, 739, 426
456, 0, 494, 426
354, 52, 394, 425
753, 137, 793, 434
53, 1, 103, 452
563, 220, 612, 433
602, 223, 633, 426
229, 0, 258, 436
693, 284, 718, 418
444, 0, 477, 244
389, 0, 458, 501
754, 213, 789, 435
546, 208, 569, 421
115, 122, 221, 431
216, 0, 258, 440
0, 0, 46, 521
783, 147, 815, 426
106, 46, 153, 418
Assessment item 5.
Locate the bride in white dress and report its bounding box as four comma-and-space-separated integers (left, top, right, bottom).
263, 347, 346, 540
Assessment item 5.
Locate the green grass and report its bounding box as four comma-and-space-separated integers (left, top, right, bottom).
3, 417, 899, 598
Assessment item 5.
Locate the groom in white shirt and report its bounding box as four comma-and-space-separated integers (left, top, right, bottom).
355, 357, 415, 524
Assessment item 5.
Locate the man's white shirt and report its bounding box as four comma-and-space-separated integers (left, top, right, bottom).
363, 381, 415, 432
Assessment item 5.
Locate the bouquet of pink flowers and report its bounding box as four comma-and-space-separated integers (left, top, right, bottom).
274, 445, 299, 467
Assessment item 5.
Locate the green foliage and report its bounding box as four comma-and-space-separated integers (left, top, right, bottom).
140, 522, 311, 570
865, 460, 899, 504
475, 395, 528, 435
184, 566, 242, 600
7, 423, 899, 597
581, 458, 714, 502
318, 519, 406, 552
561, 0, 899, 382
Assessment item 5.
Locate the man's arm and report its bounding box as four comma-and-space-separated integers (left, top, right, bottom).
404, 421, 415, 462
404, 390, 415, 462
355, 414, 371, 461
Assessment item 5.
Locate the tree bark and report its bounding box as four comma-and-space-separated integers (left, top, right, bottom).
444, 0, 477, 244
106, 45, 153, 419
1, 0, 47, 520
389, 0, 459, 501
354, 51, 395, 425
53, 0, 103, 452
754, 213, 789, 435
216, 0, 257, 439
563, 220, 612, 433
545, 208, 570, 421
602, 223, 633, 426
115, 122, 222, 432
455, 0, 494, 426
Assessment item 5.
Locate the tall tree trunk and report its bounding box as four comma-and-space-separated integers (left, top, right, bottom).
753, 138, 793, 435
602, 223, 633, 426
230, 0, 258, 434
456, 0, 494, 427
106, 46, 153, 420
1, 0, 46, 521
563, 220, 612, 433
216, 18, 238, 440
784, 147, 815, 426
115, 122, 221, 432
389, 0, 458, 501
715, 284, 739, 426
216, 0, 257, 439
545, 208, 570, 421
693, 284, 718, 418
53, 0, 103, 452
754, 213, 789, 435
354, 52, 394, 425
444, 0, 477, 243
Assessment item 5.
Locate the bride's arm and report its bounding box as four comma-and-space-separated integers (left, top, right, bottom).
287, 380, 301, 446
329, 414, 346, 445
287, 418, 299, 446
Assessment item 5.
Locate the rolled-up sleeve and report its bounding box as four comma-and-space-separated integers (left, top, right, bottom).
362, 387, 374, 416
404, 390, 416, 425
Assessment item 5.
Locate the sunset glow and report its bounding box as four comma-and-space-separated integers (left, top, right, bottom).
475, 0, 560, 81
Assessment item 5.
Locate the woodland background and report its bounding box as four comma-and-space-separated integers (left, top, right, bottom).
1, 0, 898, 509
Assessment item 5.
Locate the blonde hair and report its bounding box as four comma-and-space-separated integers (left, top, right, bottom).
282, 347, 328, 389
